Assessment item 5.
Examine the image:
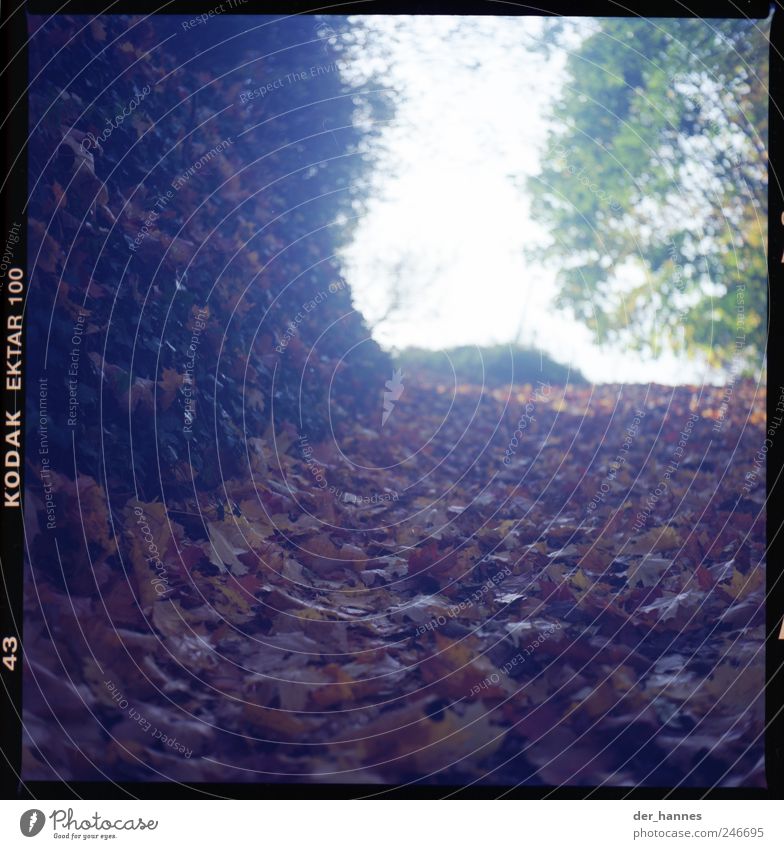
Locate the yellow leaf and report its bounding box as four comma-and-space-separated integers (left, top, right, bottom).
243, 705, 307, 740
725, 566, 764, 600
215, 581, 252, 614
570, 568, 591, 591
627, 525, 680, 555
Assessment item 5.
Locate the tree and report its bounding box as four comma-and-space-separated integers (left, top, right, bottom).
526, 17, 769, 370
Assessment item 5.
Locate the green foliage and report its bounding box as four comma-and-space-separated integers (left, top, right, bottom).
527, 17, 768, 370
394, 344, 585, 387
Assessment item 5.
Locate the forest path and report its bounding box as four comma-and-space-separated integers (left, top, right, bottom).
24, 379, 766, 785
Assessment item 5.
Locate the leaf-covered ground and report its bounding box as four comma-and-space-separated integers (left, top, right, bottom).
24, 377, 766, 787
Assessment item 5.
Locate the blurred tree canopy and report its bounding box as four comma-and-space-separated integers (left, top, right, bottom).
527, 17, 769, 370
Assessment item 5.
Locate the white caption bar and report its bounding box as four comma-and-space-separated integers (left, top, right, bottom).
2, 799, 781, 848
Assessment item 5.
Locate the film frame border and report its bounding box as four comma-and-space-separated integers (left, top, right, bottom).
0, 0, 780, 801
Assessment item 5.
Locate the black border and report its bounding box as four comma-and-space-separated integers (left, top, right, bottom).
0, 0, 28, 805
1, 0, 780, 801
21, 1, 775, 17
766, 0, 784, 804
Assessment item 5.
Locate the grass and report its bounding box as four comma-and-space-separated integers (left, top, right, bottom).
392, 344, 586, 387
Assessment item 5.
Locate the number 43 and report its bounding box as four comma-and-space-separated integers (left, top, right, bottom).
2, 636, 18, 671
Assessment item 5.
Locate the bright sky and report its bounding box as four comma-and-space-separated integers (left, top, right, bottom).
339, 16, 712, 385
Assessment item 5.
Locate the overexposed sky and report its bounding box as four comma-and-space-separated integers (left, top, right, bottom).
339, 16, 711, 385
